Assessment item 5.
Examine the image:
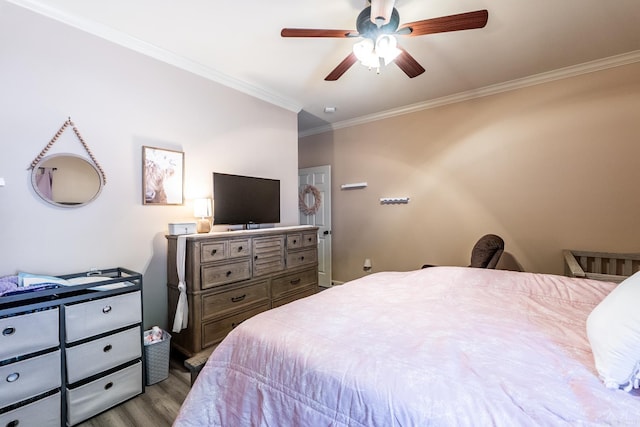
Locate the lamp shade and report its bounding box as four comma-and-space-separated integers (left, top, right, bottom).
193, 198, 212, 218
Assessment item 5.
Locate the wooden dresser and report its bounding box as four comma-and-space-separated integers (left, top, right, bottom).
167, 226, 319, 357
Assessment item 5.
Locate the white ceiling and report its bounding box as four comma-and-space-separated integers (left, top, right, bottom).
9, 0, 640, 136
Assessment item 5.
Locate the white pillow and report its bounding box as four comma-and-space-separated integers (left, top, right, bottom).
587, 271, 640, 391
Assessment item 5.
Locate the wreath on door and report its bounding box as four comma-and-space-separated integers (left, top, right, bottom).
299, 184, 321, 216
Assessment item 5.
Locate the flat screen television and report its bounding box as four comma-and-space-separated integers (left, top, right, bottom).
212, 172, 280, 227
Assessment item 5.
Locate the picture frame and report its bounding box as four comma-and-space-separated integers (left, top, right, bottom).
142, 146, 184, 205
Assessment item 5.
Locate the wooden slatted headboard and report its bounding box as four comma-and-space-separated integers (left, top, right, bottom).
563, 250, 640, 283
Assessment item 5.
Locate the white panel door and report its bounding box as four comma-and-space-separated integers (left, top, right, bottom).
298, 166, 332, 287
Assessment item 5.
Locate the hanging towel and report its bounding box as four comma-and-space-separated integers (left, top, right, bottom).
172, 235, 188, 333
36, 168, 54, 200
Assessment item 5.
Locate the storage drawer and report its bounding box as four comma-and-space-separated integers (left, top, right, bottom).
66, 361, 142, 426
202, 280, 269, 320
286, 233, 303, 249
0, 391, 61, 427
201, 241, 227, 263
0, 350, 61, 408
272, 268, 318, 299
286, 248, 317, 269
201, 260, 251, 289
302, 231, 318, 247
66, 326, 142, 384
228, 239, 250, 258
202, 303, 270, 348
0, 308, 59, 361
273, 287, 317, 308
65, 291, 141, 343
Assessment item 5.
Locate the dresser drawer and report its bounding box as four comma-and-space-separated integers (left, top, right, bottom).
228, 239, 250, 258
286, 233, 303, 249
202, 280, 269, 320
0, 350, 61, 408
0, 391, 61, 427
272, 268, 318, 299
202, 303, 270, 348
201, 241, 227, 263
66, 326, 142, 384
65, 291, 141, 343
0, 308, 59, 361
66, 361, 142, 426
286, 248, 317, 269
273, 287, 317, 308
302, 231, 318, 247
201, 260, 251, 289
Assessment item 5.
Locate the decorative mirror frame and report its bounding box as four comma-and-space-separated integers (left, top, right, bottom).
31, 153, 104, 208
142, 146, 184, 205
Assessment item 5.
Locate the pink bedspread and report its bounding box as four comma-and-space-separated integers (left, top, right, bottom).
174, 267, 640, 426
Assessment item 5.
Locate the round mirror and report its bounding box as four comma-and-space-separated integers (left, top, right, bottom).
31, 153, 104, 207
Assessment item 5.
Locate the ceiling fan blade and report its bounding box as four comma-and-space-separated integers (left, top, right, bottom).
399, 9, 488, 36
325, 52, 358, 81
281, 28, 356, 38
394, 48, 425, 78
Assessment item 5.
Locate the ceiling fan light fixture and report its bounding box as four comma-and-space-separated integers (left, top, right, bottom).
353, 38, 379, 68
375, 34, 401, 65
370, 0, 396, 27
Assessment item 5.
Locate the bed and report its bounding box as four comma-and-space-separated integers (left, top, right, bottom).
173, 266, 640, 426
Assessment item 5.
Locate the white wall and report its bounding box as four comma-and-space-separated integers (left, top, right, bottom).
0, 3, 299, 329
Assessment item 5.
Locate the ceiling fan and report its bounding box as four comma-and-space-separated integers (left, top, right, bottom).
281, 0, 488, 81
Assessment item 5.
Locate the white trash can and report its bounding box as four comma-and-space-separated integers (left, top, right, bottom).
143, 329, 171, 385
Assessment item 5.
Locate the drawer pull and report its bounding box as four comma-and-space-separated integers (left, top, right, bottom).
104, 381, 114, 390
6, 419, 19, 427
254, 255, 258, 260
226, 271, 232, 277
2, 326, 15, 336
237, 246, 243, 252
290, 278, 301, 285
102, 305, 113, 314
211, 249, 217, 255
231, 294, 246, 303
293, 239, 297, 244
300, 256, 305, 261
6, 372, 19, 383
103, 344, 113, 353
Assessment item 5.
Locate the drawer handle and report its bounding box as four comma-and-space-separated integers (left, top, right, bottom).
6, 419, 19, 427
103, 344, 113, 353
104, 381, 114, 390
6, 372, 19, 383
300, 256, 305, 261
231, 294, 246, 303
290, 278, 301, 285
102, 305, 112, 314
237, 246, 243, 252
293, 239, 297, 244
307, 237, 312, 242
254, 255, 258, 260
2, 326, 15, 336
226, 271, 232, 277
211, 249, 217, 255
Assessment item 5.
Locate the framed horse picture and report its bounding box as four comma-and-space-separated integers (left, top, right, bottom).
142, 146, 184, 205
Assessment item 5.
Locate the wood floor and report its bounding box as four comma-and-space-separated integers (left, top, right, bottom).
77, 352, 191, 427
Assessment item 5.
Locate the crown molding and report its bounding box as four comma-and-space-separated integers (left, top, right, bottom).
300, 50, 640, 138
7, 0, 303, 114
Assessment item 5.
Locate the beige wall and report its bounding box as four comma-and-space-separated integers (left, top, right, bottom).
300, 62, 640, 283
0, 3, 299, 330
